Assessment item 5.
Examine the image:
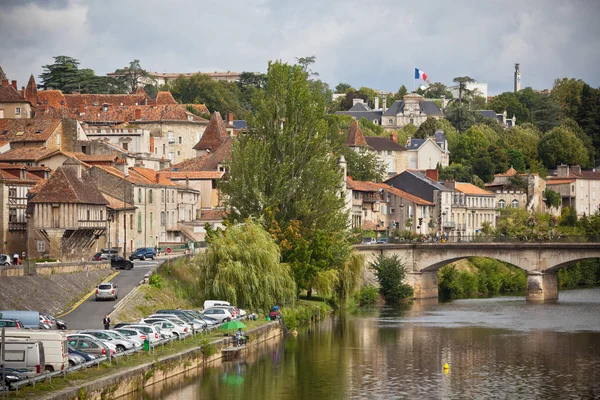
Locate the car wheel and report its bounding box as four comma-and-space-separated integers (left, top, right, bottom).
45, 366, 54, 373
225, 318, 231, 322
68, 359, 75, 367
116, 345, 125, 352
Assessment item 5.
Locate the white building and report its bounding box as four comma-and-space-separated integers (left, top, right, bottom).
449, 81, 488, 100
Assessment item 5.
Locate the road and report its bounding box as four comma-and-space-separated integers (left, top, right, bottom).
62, 259, 163, 330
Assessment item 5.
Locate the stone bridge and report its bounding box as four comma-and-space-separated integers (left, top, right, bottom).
355, 242, 600, 301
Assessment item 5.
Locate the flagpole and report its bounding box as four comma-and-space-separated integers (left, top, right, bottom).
413, 67, 415, 93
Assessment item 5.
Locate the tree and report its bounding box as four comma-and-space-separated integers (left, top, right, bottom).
576, 84, 600, 157
505, 149, 527, 172
422, 82, 452, 99
538, 126, 590, 168
358, 87, 378, 104
295, 55, 319, 77
339, 89, 368, 110
453, 125, 491, 164
552, 78, 585, 119
237, 72, 268, 112
393, 85, 408, 101
63, 75, 126, 94
438, 163, 472, 183
531, 93, 562, 132
488, 91, 531, 123
220, 61, 350, 295
544, 188, 562, 209
498, 124, 541, 167
335, 82, 353, 93
370, 254, 413, 303
472, 153, 496, 182
414, 117, 438, 139
444, 102, 478, 132
342, 147, 386, 182
197, 219, 296, 312
113, 59, 155, 93
452, 76, 475, 102
38, 56, 84, 91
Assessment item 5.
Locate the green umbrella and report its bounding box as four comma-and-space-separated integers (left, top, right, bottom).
220, 320, 246, 331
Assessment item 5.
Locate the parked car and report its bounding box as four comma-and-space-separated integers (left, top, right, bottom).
153, 310, 205, 330
39, 315, 54, 329
109, 255, 133, 270
202, 307, 234, 323
4, 330, 68, 372
141, 319, 188, 338
362, 237, 377, 245
67, 334, 118, 353
92, 248, 119, 261
115, 328, 148, 344
211, 306, 239, 319
376, 237, 389, 244
105, 330, 142, 348
0, 367, 27, 389
121, 324, 161, 343
0, 254, 11, 266
203, 300, 230, 310
68, 352, 86, 367
147, 314, 197, 330
0, 319, 23, 328
0, 340, 45, 377
77, 330, 136, 352
46, 315, 67, 330
113, 322, 136, 329
67, 338, 115, 357
68, 345, 97, 362
129, 247, 156, 261
95, 282, 118, 301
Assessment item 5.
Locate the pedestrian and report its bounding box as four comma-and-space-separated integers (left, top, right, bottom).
12, 253, 19, 266
21, 251, 26, 261
103, 314, 111, 330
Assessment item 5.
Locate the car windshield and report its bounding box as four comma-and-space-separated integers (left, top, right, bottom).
134, 248, 145, 252
98, 284, 112, 290
363, 237, 372, 242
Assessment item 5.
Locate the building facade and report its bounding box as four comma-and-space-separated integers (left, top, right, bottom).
381, 93, 443, 129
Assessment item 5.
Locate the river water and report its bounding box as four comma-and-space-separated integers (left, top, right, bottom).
137, 287, 600, 399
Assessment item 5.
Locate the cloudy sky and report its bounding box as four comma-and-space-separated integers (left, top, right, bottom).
1, 0, 599, 95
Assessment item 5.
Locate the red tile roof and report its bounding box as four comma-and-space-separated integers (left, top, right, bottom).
192, 111, 229, 152
0, 147, 56, 162
494, 167, 518, 177
455, 182, 494, 195
30, 166, 108, 205
102, 192, 135, 210
173, 137, 231, 172
346, 120, 368, 147
546, 179, 575, 185
384, 185, 435, 206
199, 209, 227, 221
183, 104, 209, 115
23, 75, 40, 105
155, 91, 177, 105
37, 90, 67, 109
0, 118, 61, 142
346, 177, 434, 206
159, 171, 225, 180
64, 92, 152, 108
0, 82, 28, 103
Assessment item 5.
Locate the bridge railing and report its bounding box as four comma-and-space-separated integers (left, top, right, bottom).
385, 235, 600, 244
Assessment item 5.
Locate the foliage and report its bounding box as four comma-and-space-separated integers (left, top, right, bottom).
444, 102, 479, 132
505, 149, 527, 172
552, 77, 585, 119
414, 117, 439, 139
370, 254, 413, 303
438, 163, 473, 183
149, 274, 164, 288
453, 125, 491, 164
452, 76, 475, 102
538, 125, 590, 168
295, 55, 319, 77
575, 84, 600, 158
281, 301, 333, 330
488, 91, 531, 123
339, 89, 369, 110
421, 82, 453, 99
196, 220, 296, 313
341, 146, 386, 182
544, 188, 562, 209
498, 124, 541, 167
354, 285, 379, 306
557, 260, 600, 288
335, 82, 353, 93
471, 153, 495, 183
336, 253, 365, 305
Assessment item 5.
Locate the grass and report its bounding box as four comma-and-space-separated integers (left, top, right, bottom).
10, 318, 271, 399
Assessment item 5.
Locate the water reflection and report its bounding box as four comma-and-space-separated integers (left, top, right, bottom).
134, 287, 600, 399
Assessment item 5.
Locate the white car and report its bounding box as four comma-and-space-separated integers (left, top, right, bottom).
202, 307, 234, 323
147, 314, 198, 331
152, 320, 188, 338
123, 324, 161, 343
67, 333, 118, 352
115, 327, 148, 344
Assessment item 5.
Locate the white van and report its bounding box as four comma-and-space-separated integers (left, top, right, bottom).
4, 331, 67, 372
203, 300, 230, 310
0, 341, 45, 377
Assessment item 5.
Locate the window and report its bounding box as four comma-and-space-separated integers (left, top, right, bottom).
8, 208, 17, 222
150, 212, 153, 229
388, 119, 393, 125
511, 199, 519, 208
57, 133, 61, 145
354, 192, 360, 200
86, 209, 90, 220
409, 118, 414, 124
178, 136, 182, 144
122, 142, 128, 151
8, 187, 16, 198
138, 189, 142, 203
162, 144, 166, 154
149, 190, 153, 204
161, 211, 166, 226
161, 190, 164, 203
103, 105, 108, 112
137, 212, 142, 232
15, 107, 21, 115
373, 120, 378, 125
181, 192, 183, 200
168, 131, 174, 143
37, 240, 45, 252
100, 210, 103, 221
172, 191, 175, 203
572, 185, 575, 192
387, 150, 392, 156
168, 152, 174, 160
166, 191, 170, 203
129, 214, 133, 228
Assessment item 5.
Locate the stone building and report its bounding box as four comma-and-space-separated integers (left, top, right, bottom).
381, 93, 442, 129
444, 181, 498, 237
486, 167, 546, 213
0, 118, 88, 153
0, 78, 32, 119
404, 131, 450, 170
546, 164, 600, 216
27, 160, 108, 261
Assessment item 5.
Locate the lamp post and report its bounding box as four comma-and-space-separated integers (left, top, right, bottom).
471, 209, 476, 239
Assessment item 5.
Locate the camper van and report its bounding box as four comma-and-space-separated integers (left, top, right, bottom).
203, 300, 231, 310
3, 331, 67, 372
0, 311, 40, 329
0, 341, 45, 377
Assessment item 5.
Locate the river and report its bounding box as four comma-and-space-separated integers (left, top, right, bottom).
135, 287, 600, 399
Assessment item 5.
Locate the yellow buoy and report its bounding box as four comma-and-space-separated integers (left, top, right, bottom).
443, 363, 449, 370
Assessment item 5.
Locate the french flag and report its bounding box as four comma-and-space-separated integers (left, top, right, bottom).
414, 68, 428, 82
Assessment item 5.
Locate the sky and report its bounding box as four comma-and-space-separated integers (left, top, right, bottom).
1, 0, 599, 96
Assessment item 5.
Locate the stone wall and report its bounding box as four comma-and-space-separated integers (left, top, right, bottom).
0, 260, 110, 277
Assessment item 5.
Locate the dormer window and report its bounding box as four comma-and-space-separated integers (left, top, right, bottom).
102, 104, 109, 112
35, 129, 43, 134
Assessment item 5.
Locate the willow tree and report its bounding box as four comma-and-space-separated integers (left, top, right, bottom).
197, 220, 296, 313
220, 61, 350, 297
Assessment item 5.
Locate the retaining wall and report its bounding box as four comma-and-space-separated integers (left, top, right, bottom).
0, 261, 110, 277
42, 321, 283, 400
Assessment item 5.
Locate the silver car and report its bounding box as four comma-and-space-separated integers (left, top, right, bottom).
95, 282, 118, 301
77, 330, 137, 351
115, 327, 148, 344
67, 334, 118, 353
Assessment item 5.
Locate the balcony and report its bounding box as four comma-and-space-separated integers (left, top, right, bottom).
8, 222, 26, 231
362, 193, 382, 203
442, 220, 456, 229
77, 220, 107, 229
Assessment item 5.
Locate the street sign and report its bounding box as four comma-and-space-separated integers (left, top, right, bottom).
166, 247, 172, 254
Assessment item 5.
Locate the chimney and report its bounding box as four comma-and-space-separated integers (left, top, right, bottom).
374, 97, 379, 110
570, 165, 581, 175
79, 104, 85, 114
352, 98, 364, 106
0, 109, 4, 118
134, 108, 141, 120
444, 180, 456, 190
390, 132, 398, 143
11, 80, 17, 90
407, 136, 411, 147
1, 79, 8, 87
426, 169, 439, 182
227, 113, 234, 125
557, 164, 569, 178
382, 97, 387, 112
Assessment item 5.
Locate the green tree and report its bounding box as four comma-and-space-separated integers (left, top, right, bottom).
63, 75, 126, 94
544, 188, 562, 209
498, 124, 541, 167
531, 93, 562, 132
197, 219, 296, 312
444, 102, 478, 132
472, 153, 496, 182
538, 126, 590, 168
436, 119, 460, 153
342, 147, 386, 182
438, 163, 472, 183
295, 55, 319, 77
452, 76, 475, 102
340, 89, 369, 110
38, 56, 86, 92
335, 82, 353, 93
237, 72, 268, 112
488, 92, 531, 123
422, 82, 452, 99
414, 117, 438, 139
392, 85, 408, 102
505, 149, 527, 172
576, 84, 600, 157
552, 77, 585, 119
370, 254, 413, 303
113, 59, 155, 93
453, 125, 491, 164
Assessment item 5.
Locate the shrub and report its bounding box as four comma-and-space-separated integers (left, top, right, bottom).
370, 254, 413, 303
149, 274, 164, 288
354, 285, 379, 306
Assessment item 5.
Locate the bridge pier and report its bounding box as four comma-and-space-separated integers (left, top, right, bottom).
526, 272, 558, 301
406, 271, 439, 299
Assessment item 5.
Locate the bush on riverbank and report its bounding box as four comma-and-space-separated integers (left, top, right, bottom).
370, 254, 413, 303
353, 285, 379, 307
438, 258, 527, 300
558, 259, 600, 288
280, 300, 333, 330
